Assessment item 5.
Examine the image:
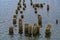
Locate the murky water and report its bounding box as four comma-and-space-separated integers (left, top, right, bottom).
0, 0, 60, 40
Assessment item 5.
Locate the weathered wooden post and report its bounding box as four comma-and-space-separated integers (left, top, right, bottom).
47, 4, 50, 11
45, 24, 51, 38
33, 23, 40, 36
24, 23, 29, 36
9, 26, 14, 35
38, 14, 42, 26
23, 3, 26, 8
20, 11, 23, 14
18, 2, 20, 5
34, 7, 37, 13
17, 5, 20, 10
39, 3, 43, 8
34, 7, 37, 10
34, 10, 37, 13
28, 25, 32, 36
30, 0, 33, 5
56, 19, 58, 24
23, 7, 25, 10
19, 18, 23, 34
13, 15, 17, 24
21, 13, 24, 19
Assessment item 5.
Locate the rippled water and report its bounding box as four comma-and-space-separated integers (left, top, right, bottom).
0, 0, 60, 40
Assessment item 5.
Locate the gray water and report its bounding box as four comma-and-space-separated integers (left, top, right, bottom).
0, 0, 60, 40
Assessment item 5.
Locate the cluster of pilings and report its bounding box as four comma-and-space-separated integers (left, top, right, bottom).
23, 0, 26, 10
8, 0, 59, 38
24, 23, 41, 36
9, 23, 52, 37
30, 0, 50, 13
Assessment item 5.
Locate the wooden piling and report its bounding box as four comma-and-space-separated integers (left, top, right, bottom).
34, 10, 37, 13
39, 3, 43, 8
21, 13, 24, 19
56, 19, 58, 24
19, 19, 23, 34
47, 4, 50, 11
38, 14, 42, 26
28, 25, 32, 36
9, 26, 14, 35
17, 6, 20, 10
23, 7, 25, 10
20, 11, 23, 14
13, 15, 17, 24
45, 24, 51, 37
33, 23, 40, 36
24, 23, 29, 36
